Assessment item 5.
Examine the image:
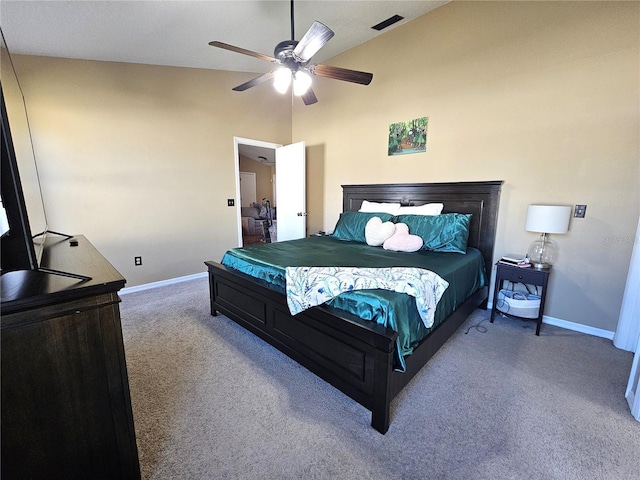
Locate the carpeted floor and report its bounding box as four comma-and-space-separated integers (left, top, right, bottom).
120, 277, 640, 480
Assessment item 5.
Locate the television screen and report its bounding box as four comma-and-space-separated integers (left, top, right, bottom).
1, 32, 48, 269
0, 199, 9, 236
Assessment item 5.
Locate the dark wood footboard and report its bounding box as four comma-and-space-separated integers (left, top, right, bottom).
206, 261, 489, 433
206, 260, 399, 433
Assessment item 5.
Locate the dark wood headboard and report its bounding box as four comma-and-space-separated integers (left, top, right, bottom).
342, 181, 503, 272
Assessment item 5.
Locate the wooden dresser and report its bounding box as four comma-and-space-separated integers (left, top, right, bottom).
1, 235, 140, 479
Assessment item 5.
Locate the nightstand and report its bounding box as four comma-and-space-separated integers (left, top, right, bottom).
490, 262, 551, 335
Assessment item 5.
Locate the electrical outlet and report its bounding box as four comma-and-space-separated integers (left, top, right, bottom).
227, 199, 235, 206
574, 205, 587, 218
134, 256, 142, 266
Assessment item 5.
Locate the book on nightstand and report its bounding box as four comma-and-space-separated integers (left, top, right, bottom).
498, 253, 531, 268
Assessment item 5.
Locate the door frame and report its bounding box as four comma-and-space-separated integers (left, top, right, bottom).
234, 137, 281, 246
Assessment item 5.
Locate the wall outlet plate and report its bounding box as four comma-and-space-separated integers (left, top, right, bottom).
227, 199, 235, 206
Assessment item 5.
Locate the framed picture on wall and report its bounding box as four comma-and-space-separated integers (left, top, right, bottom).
388, 117, 428, 156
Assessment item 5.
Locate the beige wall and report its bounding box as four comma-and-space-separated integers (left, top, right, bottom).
13, 55, 292, 286
9, 1, 638, 333
294, 1, 639, 332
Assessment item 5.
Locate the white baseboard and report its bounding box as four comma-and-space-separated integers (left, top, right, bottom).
542, 315, 615, 340
123, 282, 616, 340
487, 301, 615, 340
120, 271, 207, 295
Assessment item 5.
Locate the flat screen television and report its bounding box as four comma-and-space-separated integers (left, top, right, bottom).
1, 31, 89, 281
1, 32, 48, 273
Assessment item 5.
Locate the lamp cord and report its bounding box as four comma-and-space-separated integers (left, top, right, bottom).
465, 317, 488, 334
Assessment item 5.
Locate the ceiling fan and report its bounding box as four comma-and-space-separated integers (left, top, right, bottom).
208, 0, 373, 105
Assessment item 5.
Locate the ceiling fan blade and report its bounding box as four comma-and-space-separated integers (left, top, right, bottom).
301, 88, 318, 106
310, 64, 373, 85
293, 21, 335, 62
232, 71, 276, 92
209, 41, 277, 63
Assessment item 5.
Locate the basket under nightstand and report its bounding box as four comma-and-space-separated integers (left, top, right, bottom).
490, 262, 551, 335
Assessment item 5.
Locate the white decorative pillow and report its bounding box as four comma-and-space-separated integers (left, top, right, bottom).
359, 200, 401, 215
383, 223, 424, 252
365, 217, 396, 246
396, 203, 444, 216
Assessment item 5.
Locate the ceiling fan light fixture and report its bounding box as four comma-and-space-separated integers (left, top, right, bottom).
209, 0, 373, 105
293, 70, 312, 96
274, 68, 292, 94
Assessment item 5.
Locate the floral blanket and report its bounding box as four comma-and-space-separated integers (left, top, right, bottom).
285, 266, 449, 328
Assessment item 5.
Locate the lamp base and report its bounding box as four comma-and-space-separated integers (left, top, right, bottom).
527, 234, 558, 270
531, 261, 551, 270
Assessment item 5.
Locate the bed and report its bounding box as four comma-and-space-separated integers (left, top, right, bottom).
205, 181, 502, 433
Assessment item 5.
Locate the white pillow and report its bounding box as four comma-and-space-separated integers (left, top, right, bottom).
365, 217, 396, 246
395, 203, 444, 216
359, 200, 401, 215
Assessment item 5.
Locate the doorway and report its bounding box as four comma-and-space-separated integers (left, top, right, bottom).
234, 137, 306, 246
234, 137, 279, 247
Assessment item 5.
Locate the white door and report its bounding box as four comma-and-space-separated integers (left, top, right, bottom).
275, 141, 306, 241
239, 171, 256, 207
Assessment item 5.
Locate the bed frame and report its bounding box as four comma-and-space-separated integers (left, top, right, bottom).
205, 181, 502, 433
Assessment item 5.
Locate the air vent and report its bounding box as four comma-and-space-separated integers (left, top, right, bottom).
371, 14, 404, 31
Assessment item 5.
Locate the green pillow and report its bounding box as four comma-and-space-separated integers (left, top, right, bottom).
332, 211, 394, 243
393, 213, 472, 253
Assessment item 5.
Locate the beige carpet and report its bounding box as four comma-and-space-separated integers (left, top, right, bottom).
120, 276, 640, 480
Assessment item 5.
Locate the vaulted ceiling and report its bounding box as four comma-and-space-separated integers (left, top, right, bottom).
1, 1, 447, 73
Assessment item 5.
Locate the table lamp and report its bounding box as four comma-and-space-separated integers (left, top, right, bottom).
525, 205, 572, 269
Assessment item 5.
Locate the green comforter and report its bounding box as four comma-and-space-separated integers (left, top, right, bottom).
221, 235, 486, 371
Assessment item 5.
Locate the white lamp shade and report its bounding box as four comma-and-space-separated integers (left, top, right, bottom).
525, 205, 571, 234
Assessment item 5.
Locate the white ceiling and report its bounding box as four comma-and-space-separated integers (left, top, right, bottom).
0, 1, 447, 73
0, 1, 447, 163
239, 143, 277, 166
